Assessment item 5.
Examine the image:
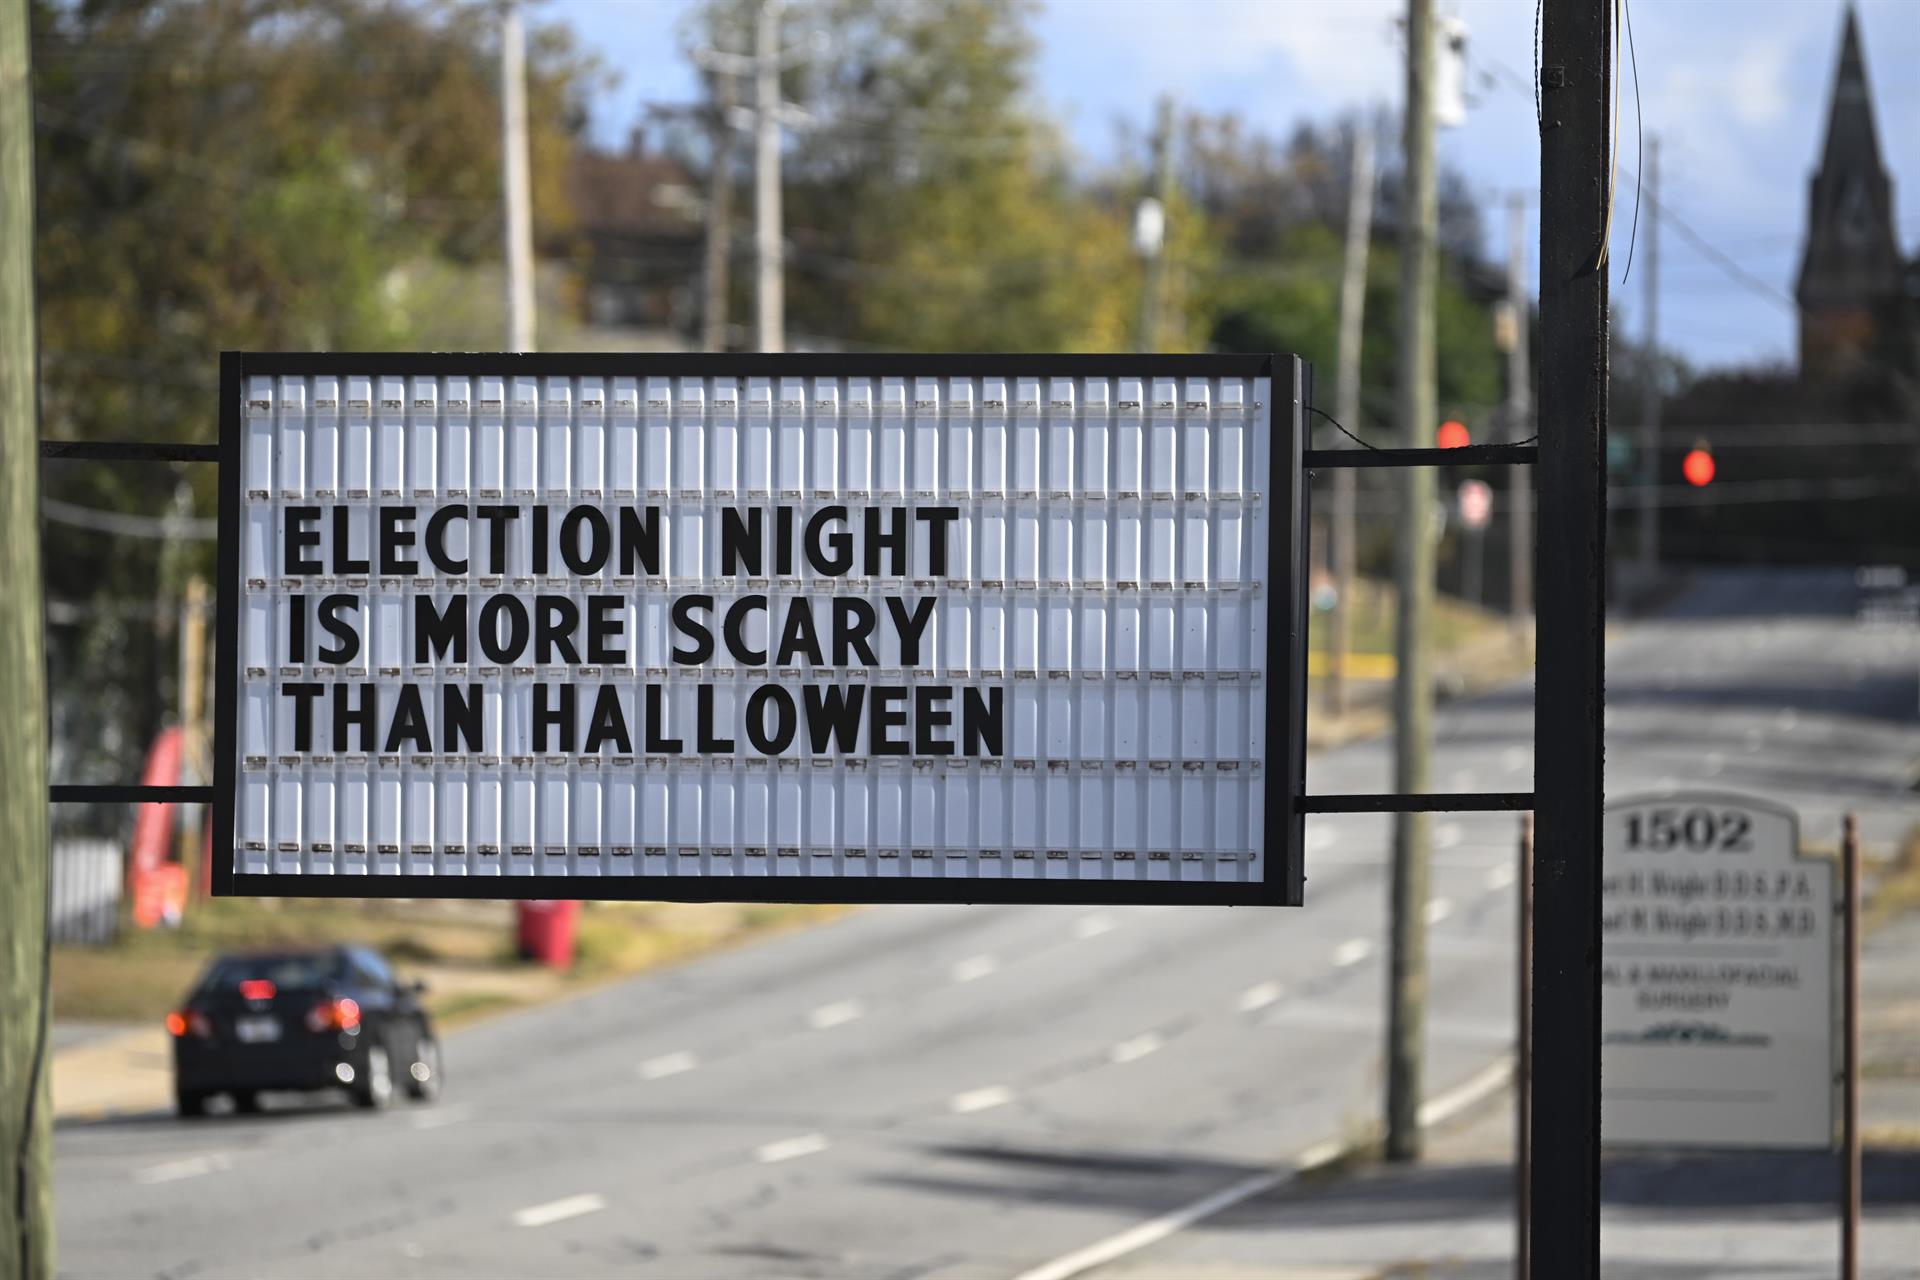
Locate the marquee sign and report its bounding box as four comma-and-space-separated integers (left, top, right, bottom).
211, 354, 1306, 905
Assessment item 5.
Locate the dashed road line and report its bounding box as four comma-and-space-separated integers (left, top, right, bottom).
755, 1133, 830, 1164
410, 1105, 471, 1131
1109, 1033, 1163, 1065
512, 1193, 606, 1228
950, 953, 998, 983
1332, 937, 1373, 968
808, 999, 864, 1030
1236, 981, 1283, 1013
134, 1153, 232, 1185
1011, 1055, 1517, 1280
638, 1050, 699, 1081
1073, 914, 1116, 940
949, 1085, 1014, 1114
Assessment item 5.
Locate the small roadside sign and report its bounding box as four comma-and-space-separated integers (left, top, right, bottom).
1601, 792, 1835, 1149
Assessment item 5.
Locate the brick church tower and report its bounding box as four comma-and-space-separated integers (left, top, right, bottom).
1795, 5, 1903, 378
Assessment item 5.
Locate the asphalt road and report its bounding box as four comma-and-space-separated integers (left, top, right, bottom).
53, 567, 1920, 1280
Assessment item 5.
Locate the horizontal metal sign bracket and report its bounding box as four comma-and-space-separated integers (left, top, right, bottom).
1304, 444, 1538, 469
40, 439, 220, 463
1299, 791, 1534, 814
51, 784, 216, 804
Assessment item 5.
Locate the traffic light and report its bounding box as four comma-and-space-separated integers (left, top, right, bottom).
1682, 442, 1715, 487
1436, 419, 1470, 449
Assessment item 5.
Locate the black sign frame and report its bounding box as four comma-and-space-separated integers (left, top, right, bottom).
207, 351, 1309, 907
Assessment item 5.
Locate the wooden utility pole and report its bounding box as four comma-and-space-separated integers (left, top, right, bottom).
1532, 0, 1611, 1271
1385, 0, 1438, 1164
701, 68, 737, 354
0, 1, 53, 1274
1636, 135, 1661, 583
1327, 123, 1375, 717
1505, 194, 1533, 636
499, 0, 536, 353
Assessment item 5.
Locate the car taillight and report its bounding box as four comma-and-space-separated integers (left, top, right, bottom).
239, 979, 276, 1002
305, 997, 361, 1033
167, 1009, 211, 1038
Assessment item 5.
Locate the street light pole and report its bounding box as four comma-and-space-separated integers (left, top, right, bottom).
1328, 123, 1375, 718
753, 0, 785, 353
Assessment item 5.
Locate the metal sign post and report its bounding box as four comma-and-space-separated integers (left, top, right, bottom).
1533, 0, 1611, 1271
1841, 813, 1860, 1280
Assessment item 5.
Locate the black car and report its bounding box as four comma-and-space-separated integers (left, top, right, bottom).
168, 944, 441, 1116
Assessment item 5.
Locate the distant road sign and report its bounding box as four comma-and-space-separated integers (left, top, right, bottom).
1457, 479, 1492, 530
213, 353, 1308, 907
1601, 793, 1834, 1149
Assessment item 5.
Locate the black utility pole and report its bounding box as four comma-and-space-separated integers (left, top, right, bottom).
1532, 0, 1609, 1275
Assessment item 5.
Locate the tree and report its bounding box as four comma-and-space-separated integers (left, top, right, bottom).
33, 0, 597, 794
774, 0, 1154, 351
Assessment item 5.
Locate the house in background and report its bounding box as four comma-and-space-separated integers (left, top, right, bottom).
554, 132, 706, 350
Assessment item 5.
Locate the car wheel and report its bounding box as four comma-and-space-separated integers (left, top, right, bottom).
175, 1088, 208, 1119
405, 1037, 441, 1103
231, 1090, 262, 1114
353, 1044, 394, 1111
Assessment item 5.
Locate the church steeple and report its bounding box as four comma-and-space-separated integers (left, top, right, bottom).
1796, 4, 1902, 376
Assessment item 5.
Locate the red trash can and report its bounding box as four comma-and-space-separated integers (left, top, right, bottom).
515, 899, 581, 968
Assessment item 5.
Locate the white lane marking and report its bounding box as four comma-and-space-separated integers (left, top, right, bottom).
1011, 1054, 1518, 1280
1417, 1056, 1516, 1128
950, 1085, 1014, 1114
1010, 1168, 1293, 1280
410, 1105, 471, 1131
1109, 1033, 1163, 1064
808, 999, 864, 1030
950, 953, 998, 983
1236, 981, 1284, 1013
755, 1133, 829, 1164
1294, 1139, 1345, 1170
1487, 862, 1517, 891
134, 1153, 232, 1184
512, 1193, 607, 1228
1332, 937, 1373, 968
638, 1050, 699, 1081
1436, 823, 1464, 850
1073, 914, 1116, 940
1424, 897, 1454, 926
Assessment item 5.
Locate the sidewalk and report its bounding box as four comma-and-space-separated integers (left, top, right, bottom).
1077, 911, 1920, 1280
49, 1024, 172, 1122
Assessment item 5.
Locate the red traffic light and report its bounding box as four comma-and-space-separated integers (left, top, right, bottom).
1436, 420, 1470, 449
1682, 447, 1715, 487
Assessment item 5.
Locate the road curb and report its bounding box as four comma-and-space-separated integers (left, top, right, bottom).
1008, 1055, 1516, 1280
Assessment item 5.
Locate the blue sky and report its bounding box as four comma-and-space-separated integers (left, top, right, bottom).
550, 0, 1920, 373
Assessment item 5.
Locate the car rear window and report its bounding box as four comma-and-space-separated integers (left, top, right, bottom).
200, 954, 346, 995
